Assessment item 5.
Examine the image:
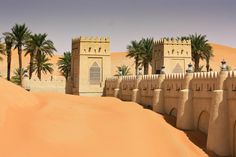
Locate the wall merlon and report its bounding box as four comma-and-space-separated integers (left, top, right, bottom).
72, 36, 110, 43
154, 38, 191, 46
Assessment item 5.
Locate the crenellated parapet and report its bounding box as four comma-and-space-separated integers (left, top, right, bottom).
119, 76, 140, 101
191, 72, 219, 94
72, 36, 110, 56
72, 36, 110, 43
104, 76, 120, 97
165, 73, 185, 92
154, 38, 191, 45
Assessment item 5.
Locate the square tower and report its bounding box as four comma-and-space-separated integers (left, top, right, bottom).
152, 39, 192, 74
70, 36, 111, 96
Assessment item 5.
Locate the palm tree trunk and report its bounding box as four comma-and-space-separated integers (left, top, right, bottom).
194, 56, 200, 72
29, 53, 34, 79
206, 59, 210, 72
206, 64, 210, 72
135, 57, 139, 75
38, 68, 41, 80
37, 52, 42, 80
144, 63, 149, 75
18, 46, 23, 86
7, 49, 11, 81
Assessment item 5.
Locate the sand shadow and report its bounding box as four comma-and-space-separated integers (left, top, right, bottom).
163, 114, 223, 157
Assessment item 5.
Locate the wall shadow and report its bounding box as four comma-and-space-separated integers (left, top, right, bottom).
163, 114, 224, 157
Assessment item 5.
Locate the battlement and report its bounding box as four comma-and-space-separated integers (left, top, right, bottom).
141, 74, 159, 80
72, 36, 110, 43
122, 76, 137, 81
106, 76, 119, 81
154, 38, 191, 45
166, 73, 185, 80
193, 72, 219, 79
227, 71, 236, 78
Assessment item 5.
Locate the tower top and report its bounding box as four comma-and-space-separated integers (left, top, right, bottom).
154, 38, 191, 45
72, 36, 110, 43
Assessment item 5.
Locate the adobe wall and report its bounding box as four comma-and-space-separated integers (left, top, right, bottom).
68, 36, 111, 96
104, 71, 236, 157
152, 39, 192, 74
22, 76, 66, 93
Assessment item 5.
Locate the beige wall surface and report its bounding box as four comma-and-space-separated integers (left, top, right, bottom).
152, 39, 192, 74
22, 76, 66, 93
69, 36, 111, 96
104, 71, 236, 157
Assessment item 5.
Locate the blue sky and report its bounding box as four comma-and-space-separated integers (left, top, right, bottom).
0, 0, 235, 53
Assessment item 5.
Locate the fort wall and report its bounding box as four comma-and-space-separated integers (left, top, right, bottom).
152, 39, 192, 74
68, 36, 111, 96
104, 71, 236, 157
22, 76, 66, 93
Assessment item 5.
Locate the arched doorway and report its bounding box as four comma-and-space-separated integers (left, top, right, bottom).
169, 108, 177, 117
166, 108, 177, 127
197, 111, 210, 134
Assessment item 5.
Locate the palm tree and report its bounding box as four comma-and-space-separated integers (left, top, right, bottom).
115, 65, 131, 76
3, 33, 14, 80
33, 53, 54, 80
140, 38, 154, 75
57, 51, 71, 80
203, 44, 214, 72
25, 33, 56, 79
11, 68, 28, 85
189, 34, 209, 72
127, 40, 142, 75
177, 36, 189, 41
5, 24, 31, 85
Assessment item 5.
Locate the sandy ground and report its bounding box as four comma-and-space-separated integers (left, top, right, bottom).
0, 78, 209, 157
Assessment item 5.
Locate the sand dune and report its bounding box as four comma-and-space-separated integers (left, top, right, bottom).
0, 78, 208, 157
208, 43, 236, 71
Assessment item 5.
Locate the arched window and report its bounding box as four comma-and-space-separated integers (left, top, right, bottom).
90, 62, 101, 84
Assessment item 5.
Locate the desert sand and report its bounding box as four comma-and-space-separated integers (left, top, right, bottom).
207, 43, 236, 71
0, 78, 208, 157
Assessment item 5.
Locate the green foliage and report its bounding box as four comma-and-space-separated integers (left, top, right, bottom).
57, 51, 71, 80
115, 65, 131, 76
127, 40, 143, 75
188, 34, 213, 72
11, 68, 28, 85
8, 23, 31, 49
24, 33, 56, 79
5, 23, 31, 85
32, 53, 54, 80
127, 38, 154, 75
177, 34, 214, 72
2, 33, 14, 80
203, 44, 214, 72
25, 33, 55, 57
140, 38, 154, 75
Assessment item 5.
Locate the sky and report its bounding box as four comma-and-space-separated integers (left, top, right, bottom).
0, 0, 235, 53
